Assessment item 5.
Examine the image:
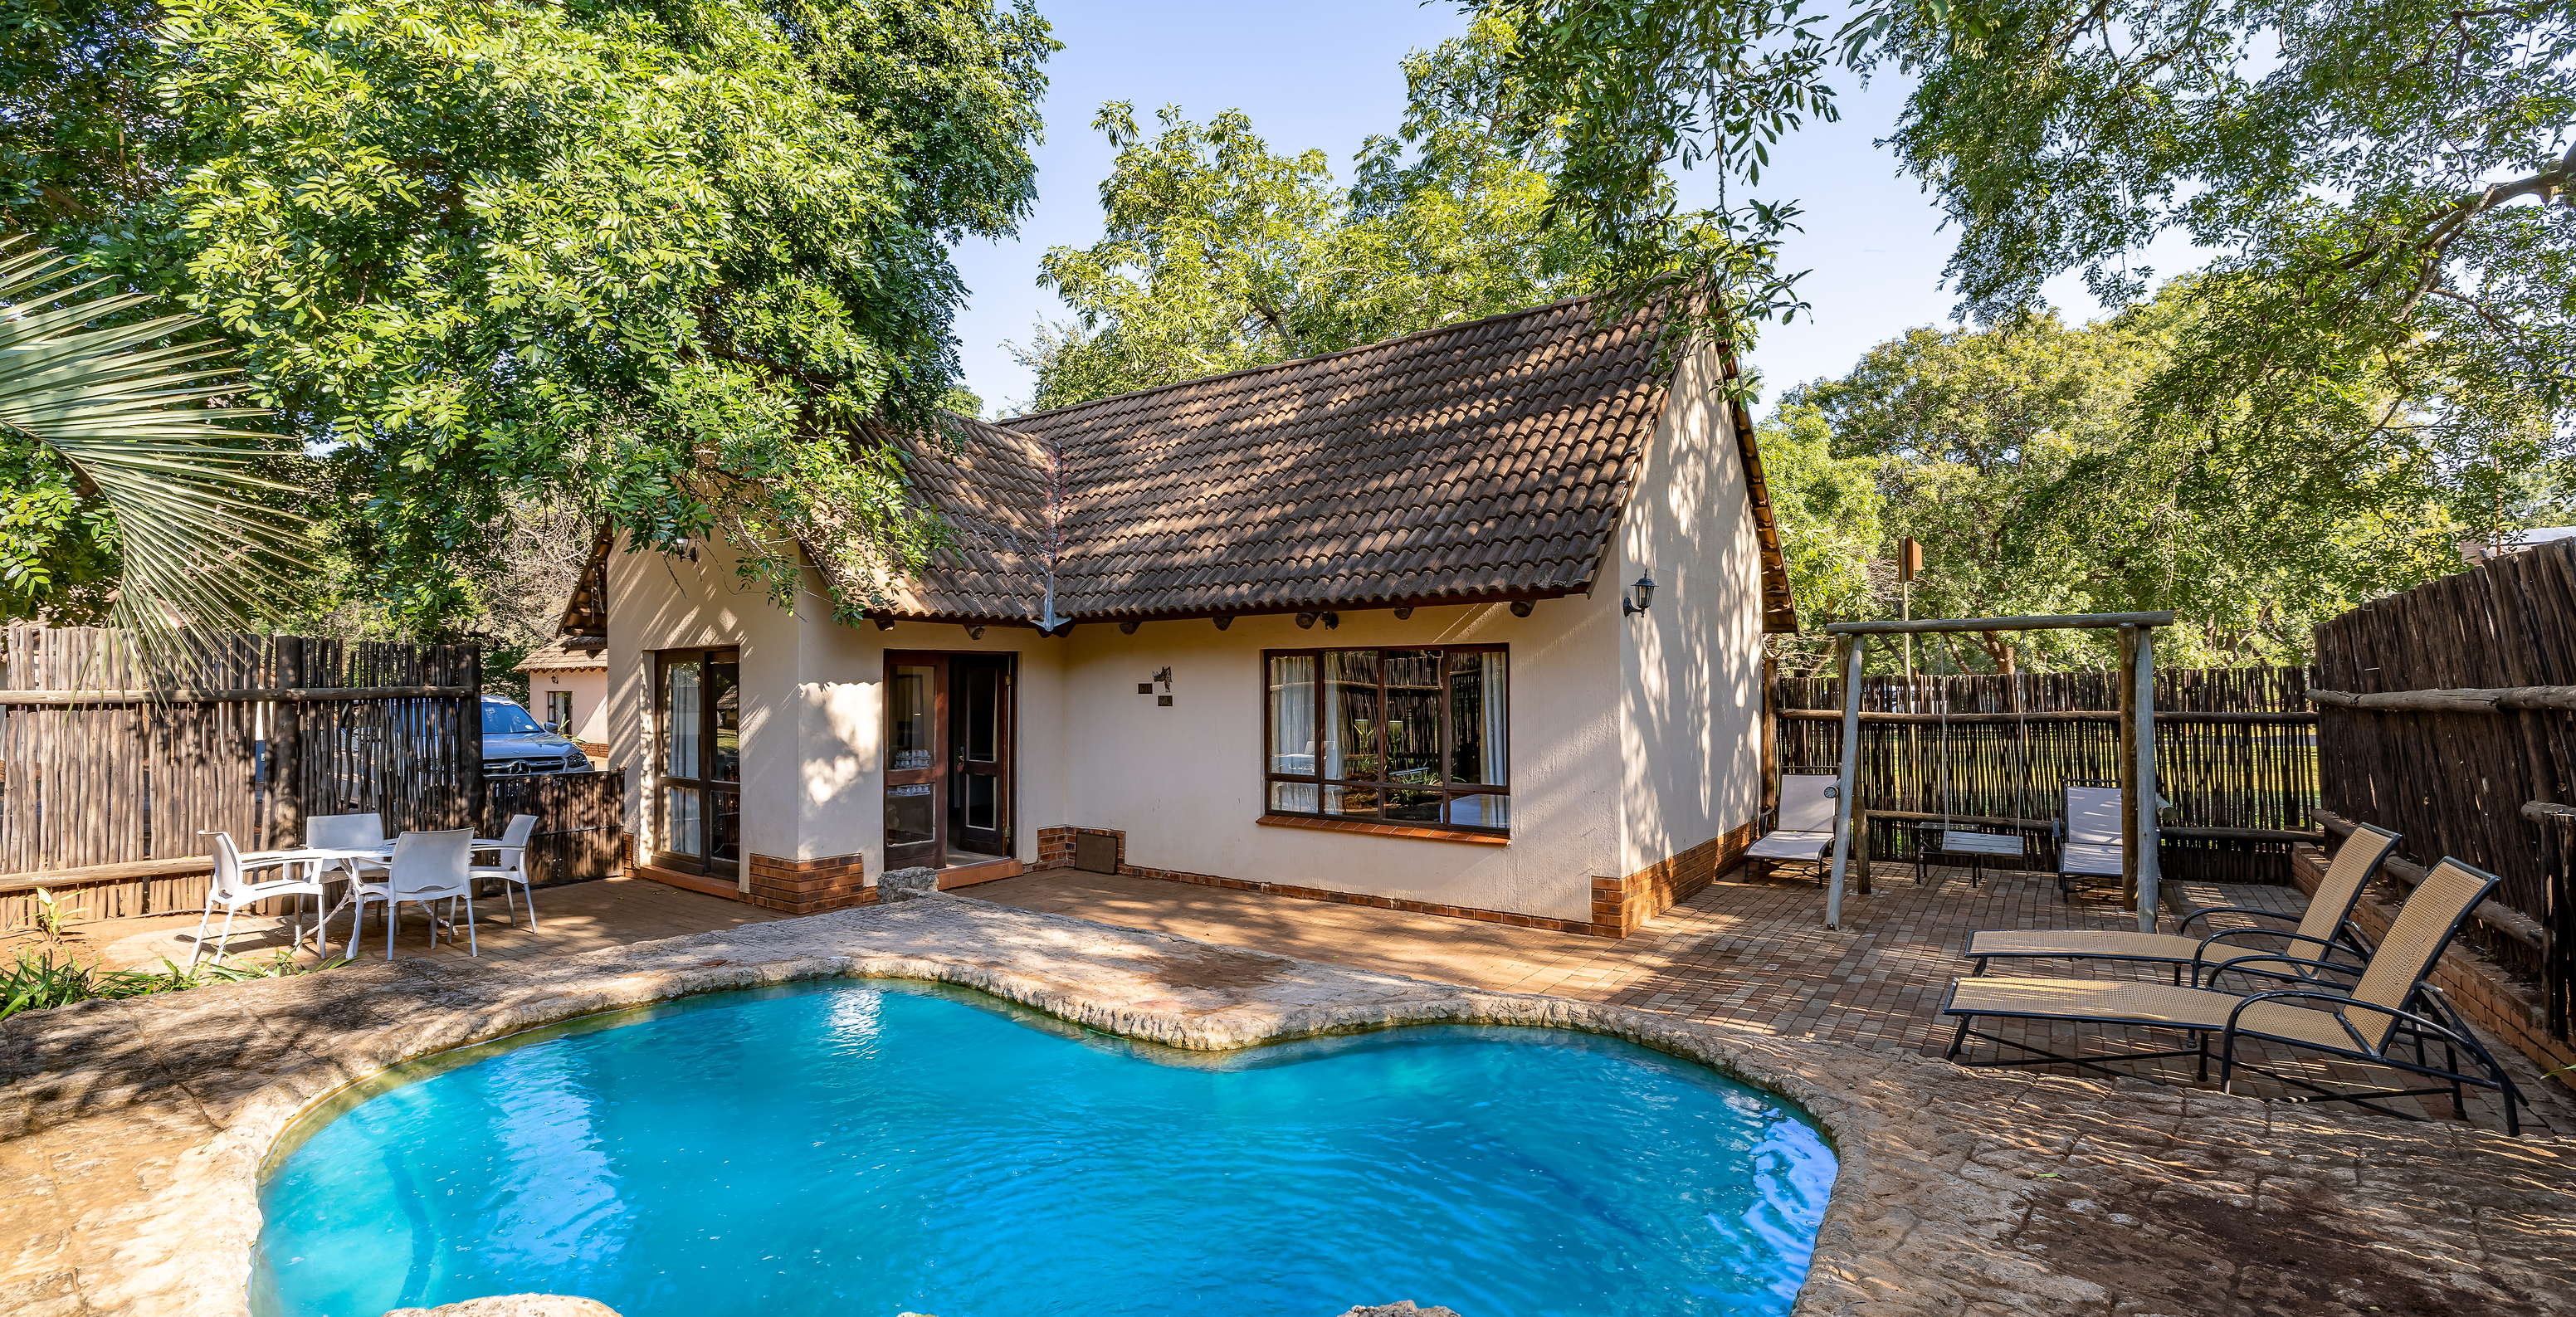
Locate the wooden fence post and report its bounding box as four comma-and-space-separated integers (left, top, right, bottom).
2133, 625, 2162, 934
2118, 625, 2138, 910
1825, 636, 1867, 929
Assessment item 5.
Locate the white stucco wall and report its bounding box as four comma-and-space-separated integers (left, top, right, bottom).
1616, 349, 1768, 876
607, 535, 1068, 880
1055, 597, 1621, 923
525, 666, 608, 744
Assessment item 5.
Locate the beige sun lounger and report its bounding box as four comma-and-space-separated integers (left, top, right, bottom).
1942, 856, 2529, 1134
1965, 822, 2400, 986
1746, 773, 1840, 883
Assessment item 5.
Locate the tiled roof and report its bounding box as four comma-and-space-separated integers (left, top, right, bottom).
872, 417, 1061, 622
516, 636, 607, 672
862, 296, 1795, 630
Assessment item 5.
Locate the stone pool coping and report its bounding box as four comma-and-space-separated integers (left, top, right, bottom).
3, 897, 2570, 1317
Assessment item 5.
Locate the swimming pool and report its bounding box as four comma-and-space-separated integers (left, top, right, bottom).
255, 982, 1832, 1316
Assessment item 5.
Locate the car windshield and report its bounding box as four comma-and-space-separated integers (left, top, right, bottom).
482, 703, 546, 736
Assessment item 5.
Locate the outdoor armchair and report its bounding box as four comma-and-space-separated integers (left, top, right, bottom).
1965, 821, 2399, 987
1940, 856, 2529, 1134
1747, 773, 1841, 884
188, 832, 334, 968
2054, 780, 2125, 900
306, 811, 392, 884
472, 813, 541, 929
330, 828, 480, 959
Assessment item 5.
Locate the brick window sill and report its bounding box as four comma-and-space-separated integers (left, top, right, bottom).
1256, 814, 1510, 845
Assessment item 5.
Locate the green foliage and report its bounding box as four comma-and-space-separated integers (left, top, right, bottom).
1473, 0, 2576, 551
1770, 293, 2464, 672
1463, 0, 1841, 364
0, 241, 310, 640
4, 0, 1055, 632
1757, 403, 1885, 640
1017, 22, 1608, 411
0, 944, 349, 1021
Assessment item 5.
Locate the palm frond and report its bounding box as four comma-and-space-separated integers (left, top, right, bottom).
0, 239, 310, 666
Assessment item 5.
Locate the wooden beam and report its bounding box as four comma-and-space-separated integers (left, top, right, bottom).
1852, 809, 2319, 845
2118, 625, 2139, 914
2312, 810, 2548, 953
1824, 636, 1866, 929
2524, 801, 2576, 825
0, 685, 476, 706
1822, 611, 2175, 636
2131, 623, 2162, 934
1774, 708, 2315, 725
0, 856, 212, 897
2307, 686, 2576, 713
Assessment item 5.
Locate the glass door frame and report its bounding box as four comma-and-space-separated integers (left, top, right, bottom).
883, 651, 1017, 870
883, 653, 947, 872
652, 646, 741, 878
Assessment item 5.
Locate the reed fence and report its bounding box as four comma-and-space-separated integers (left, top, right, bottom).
0, 624, 481, 932
2312, 539, 2575, 1038
1771, 666, 2319, 885
483, 772, 627, 890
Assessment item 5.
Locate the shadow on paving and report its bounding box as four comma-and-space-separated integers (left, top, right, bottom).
976, 862, 2574, 1136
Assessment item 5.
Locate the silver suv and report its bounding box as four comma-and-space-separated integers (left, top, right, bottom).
481, 695, 590, 775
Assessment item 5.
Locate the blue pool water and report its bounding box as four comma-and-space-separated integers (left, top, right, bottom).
255, 983, 1832, 1317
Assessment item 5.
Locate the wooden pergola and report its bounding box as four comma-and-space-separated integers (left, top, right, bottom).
1817, 612, 2176, 932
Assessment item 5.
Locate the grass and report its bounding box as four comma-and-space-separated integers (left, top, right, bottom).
0, 946, 352, 1022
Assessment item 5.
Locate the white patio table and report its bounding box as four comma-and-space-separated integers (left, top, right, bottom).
300, 837, 513, 954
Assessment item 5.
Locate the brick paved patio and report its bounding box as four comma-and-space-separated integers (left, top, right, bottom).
973, 863, 2576, 1134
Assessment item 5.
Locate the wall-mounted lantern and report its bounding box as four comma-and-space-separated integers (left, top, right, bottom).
1622, 572, 1657, 618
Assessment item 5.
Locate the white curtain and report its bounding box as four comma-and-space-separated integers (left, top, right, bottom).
665, 663, 700, 778
1270, 656, 1315, 774
1480, 651, 1508, 785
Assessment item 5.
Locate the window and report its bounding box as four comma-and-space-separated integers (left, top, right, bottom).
1265, 646, 1508, 832
545, 690, 573, 729
653, 648, 741, 876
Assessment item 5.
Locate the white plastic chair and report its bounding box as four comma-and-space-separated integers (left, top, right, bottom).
189, 832, 333, 968
306, 811, 391, 883
1748, 773, 1842, 883
473, 813, 541, 929
334, 829, 480, 958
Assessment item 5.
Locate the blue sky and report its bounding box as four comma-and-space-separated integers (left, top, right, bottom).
945, 0, 2198, 416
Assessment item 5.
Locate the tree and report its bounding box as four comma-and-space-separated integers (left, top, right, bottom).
1773, 294, 2463, 671
3, 0, 1054, 632
1756, 402, 1884, 671
1473, 0, 2576, 548
1017, 22, 1607, 411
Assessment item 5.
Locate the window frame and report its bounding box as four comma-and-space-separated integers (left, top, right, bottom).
1261, 644, 1510, 837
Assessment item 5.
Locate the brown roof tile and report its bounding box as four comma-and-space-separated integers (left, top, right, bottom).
849, 295, 1793, 629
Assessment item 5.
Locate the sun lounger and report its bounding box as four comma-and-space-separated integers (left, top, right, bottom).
1965, 822, 2399, 986
1746, 773, 1841, 884
1941, 856, 2529, 1134
2055, 779, 2125, 899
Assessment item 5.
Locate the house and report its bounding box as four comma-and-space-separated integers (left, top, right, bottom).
597, 297, 1796, 935
515, 637, 609, 754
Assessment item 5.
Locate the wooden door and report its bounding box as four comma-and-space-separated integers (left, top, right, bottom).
950, 654, 1012, 856
884, 655, 944, 871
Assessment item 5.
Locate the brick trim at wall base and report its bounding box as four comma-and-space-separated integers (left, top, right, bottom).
1592, 822, 1760, 937
2291, 843, 2574, 1097
746, 852, 876, 915
635, 855, 879, 916
1030, 821, 1757, 939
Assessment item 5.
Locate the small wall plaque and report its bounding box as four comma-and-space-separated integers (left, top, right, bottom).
1137, 683, 1153, 695
1157, 695, 1173, 706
